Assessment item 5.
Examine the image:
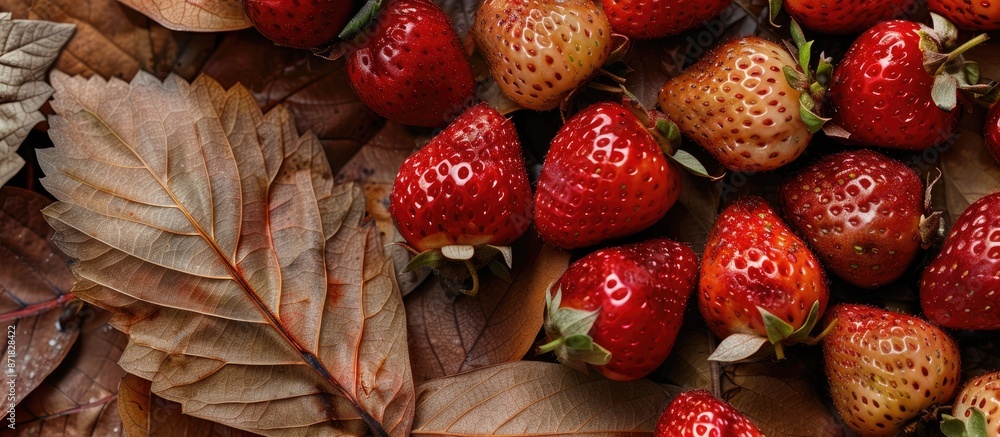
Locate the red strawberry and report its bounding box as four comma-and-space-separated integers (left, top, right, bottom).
659, 36, 828, 172
389, 103, 532, 295
771, 0, 911, 34
699, 196, 829, 360
540, 238, 698, 381
243, 0, 357, 49
778, 150, 931, 288
987, 103, 1000, 164
347, 0, 476, 127
942, 372, 1000, 437
920, 192, 1000, 330
827, 18, 989, 150
654, 390, 764, 437
601, 0, 731, 40
929, 0, 1000, 30
822, 304, 962, 437
534, 102, 681, 249
471, 0, 612, 111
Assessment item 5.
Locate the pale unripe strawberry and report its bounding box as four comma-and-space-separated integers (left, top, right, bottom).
472, 0, 612, 111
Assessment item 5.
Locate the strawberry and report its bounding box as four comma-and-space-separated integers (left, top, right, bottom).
471, 0, 612, 111
347, 0, 476, 127
827, 17, 990, 150
778, 150, 933, 288
987, 103, 1000, 164
920, 192, 1000, 330
539, 238, 698, 381
659, 35, 828, 172
699, 196, 830, 361
822, 304, 962, 437
941, 372, 1000, 437
929, 0, 1000, 30
533, 101, 681, 249
769, 0, 910, 34
242, 0, 357, 49
600, 0, 732, 40
389, 103, 532, 295
654, 390, 764, 437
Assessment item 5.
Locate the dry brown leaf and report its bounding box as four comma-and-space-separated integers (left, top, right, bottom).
406, 236, 570, 383
116, 0, 252, 32
37, 72, 413, 436
1, 187, 80, 405
0, 14, 73, 185
118, 374, 269, 437
723, 360, 845, 437
654, 320, 715, 391
0, 0, 217, 81
202, 30, 385, 172
412, 361, 674, 436
335, 122, 427, 296
15, 310, 128, 436
939, 114, 1000, 224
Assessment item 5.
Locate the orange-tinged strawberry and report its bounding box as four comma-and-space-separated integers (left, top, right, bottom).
823, 304, 962, 437
659, 37, 824, 172
471, 0, 612, 111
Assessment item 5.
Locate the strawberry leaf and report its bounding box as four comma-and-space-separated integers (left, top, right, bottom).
340, 0, 384, 41
759, 307, 795, 345
933, 73, 960, 111
768, 0, 783, 26
940, 408, 988, 437
708, 334, 770, 363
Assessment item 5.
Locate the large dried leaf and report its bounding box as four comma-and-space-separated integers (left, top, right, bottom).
939, 114, 1000, 224
0, 14, 73, 185
202, 30, 385, 172
335, 122, 426, 296
15, 310, 128, 436
37, 72, 414, 436
0, 0, 217, 81
723, 360, 845, 437
118, 374, 266, 436
653, 317, 715, 391
412, 361, 675, 436
406, 236, 570, 383
1, 187, 79, 404
116, 0, 252, 32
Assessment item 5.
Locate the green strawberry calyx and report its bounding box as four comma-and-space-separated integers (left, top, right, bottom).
311, 0, 385, 60
781, 20, 832, 134
709, 301, 837, 363
620, 89, 725, 181
920, 13, 996, 111
941, 408, 989, 437
402, 243, 513, 299
539, 287, 612, 374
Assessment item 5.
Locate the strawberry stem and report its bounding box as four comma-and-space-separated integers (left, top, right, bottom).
537, 338, 564, 354
463, 259, 480, 296
935, 33, 989, 77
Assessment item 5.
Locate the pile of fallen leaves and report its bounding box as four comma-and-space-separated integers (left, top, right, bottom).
1, 1, 998, 436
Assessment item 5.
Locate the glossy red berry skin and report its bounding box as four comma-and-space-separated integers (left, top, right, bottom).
347, 0, 476, 127
389, 104, 532, 252
600, 0, 731, 39
552, 239, 698, 381
987, 104, 1000, 164
920, 192, 1000, 330
952, 372, 1000, 436
242, 0, 356, 49
828, 20, 960, 151
929, 0, 1000, 30
698, 196, 829, 340
654, 390, 764, 437
782, 0, 911, 34
778, 150, 924, 288
534, 102, 680, 249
